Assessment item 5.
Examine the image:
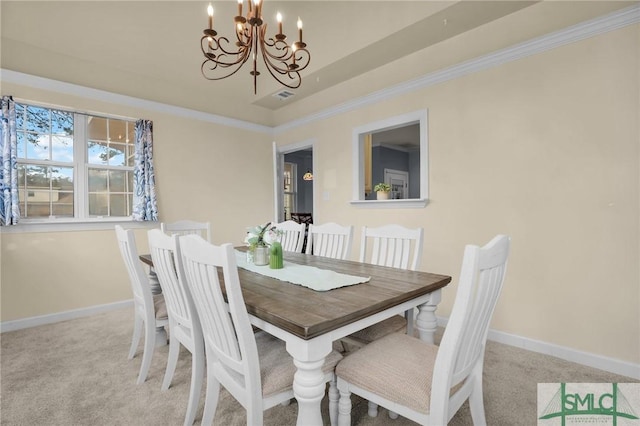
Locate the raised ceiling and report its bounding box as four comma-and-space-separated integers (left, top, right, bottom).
1, 1, 634, 127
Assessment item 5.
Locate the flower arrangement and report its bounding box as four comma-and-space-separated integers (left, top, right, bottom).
374, 182, 391, 192
245, 222, 281, 248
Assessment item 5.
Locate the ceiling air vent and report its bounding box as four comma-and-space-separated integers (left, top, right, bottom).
273, 89, 295, 100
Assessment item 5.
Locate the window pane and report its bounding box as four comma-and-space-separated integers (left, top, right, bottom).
26, 165, 50, 188
89, 193, 108, 216
88, 169, 108, 192
52, 192, 74, 217
51, 110, 73, 136
109, 170, 127, 192
109, 120, 128, 143
109, 194, 128, 216
26, 134, 49, 160
51, 135, 74, 162
88, 117, 107, 141
26, 190, 51, 218
88, 141, 108, 165
25, 105, 50, 133
126, 144, 135, 167
109, 143, 126, 166
51, 167, 74, 191
127, 170, 133, 191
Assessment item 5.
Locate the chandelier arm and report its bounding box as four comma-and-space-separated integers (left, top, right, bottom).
200, 35, 251, 67
201, 34, 246, 56
201, 52, 253, 81
257, 28, 298, 76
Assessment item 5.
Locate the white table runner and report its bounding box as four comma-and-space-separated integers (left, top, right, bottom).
235, 250, 370, 291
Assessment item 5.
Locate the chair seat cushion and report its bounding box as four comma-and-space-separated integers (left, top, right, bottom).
256, 331, 343, 397
336, 332, 438, 414
348, 315, 407, 343
153, 294, 168, 319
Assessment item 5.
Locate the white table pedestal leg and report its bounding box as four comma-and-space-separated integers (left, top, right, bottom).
287, 336, 332, 426
415, 289, 442, 344
147, 266, 167, 347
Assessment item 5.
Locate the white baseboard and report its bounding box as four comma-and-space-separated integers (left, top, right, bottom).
437, 317, 640, 380
0, 300, 133, 333
2, 304, 637, 380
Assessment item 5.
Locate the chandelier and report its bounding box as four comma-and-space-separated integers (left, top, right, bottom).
200, 0, 311, 94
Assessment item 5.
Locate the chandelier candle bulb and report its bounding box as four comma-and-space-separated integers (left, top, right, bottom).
297, 17, 303, 43
237, 0, 242, 17
277, 12, 283, 35
208, 4, 213, 29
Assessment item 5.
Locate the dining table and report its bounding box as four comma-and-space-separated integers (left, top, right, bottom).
140, 247, 451, 426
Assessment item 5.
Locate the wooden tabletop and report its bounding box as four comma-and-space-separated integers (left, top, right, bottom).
140, 249, 451, 340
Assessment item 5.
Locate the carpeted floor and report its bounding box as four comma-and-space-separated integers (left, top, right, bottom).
0, 306, 635, 425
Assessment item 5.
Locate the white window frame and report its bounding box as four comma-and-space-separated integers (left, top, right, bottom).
350, 109, 429, 208
5, 100, 145, 233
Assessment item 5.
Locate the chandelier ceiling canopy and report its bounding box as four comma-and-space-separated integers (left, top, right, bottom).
200, 0, 311, 94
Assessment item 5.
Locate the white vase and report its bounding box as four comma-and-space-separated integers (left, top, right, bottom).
253, 246, 269, 265
377, 191, 389, 200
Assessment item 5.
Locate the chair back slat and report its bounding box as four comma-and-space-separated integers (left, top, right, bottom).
180, 236, 260, 391
305, 222, 353, 260
161, 220, 212, 242
148, 229, 195, 327
273, 220, 305, 253
115, 226, 153, 319
360, 225, 424, 271
431, 235, 510, 414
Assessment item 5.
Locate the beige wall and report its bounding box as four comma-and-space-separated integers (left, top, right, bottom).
1, 23, 638, 366
0, 82, 275, 320
275, 25, 640, 364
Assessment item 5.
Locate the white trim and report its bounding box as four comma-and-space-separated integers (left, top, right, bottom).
0, 299, 133, 333
273, 4, 640, 134
350, 198, 429, 208
0, 69, 272, 135
1, 5, 637, 137
0, 219, 158, 233
3, 299, 636, 380
352, 110, 428, 205
437, 316, 640, 380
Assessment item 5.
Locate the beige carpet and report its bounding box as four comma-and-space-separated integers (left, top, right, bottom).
0, 306, 635, 425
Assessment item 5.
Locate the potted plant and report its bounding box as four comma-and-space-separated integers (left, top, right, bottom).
245, 222, 281, 265
374, 182, 391, 200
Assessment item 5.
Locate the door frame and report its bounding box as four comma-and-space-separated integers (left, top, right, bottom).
273, 139, 315, 223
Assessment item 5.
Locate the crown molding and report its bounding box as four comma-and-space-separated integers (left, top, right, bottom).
2, 4, 637, 136
0, 69, 272, 135
273, 3, 640, 135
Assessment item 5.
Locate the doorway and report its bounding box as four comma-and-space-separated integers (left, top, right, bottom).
273, 142, 314, 223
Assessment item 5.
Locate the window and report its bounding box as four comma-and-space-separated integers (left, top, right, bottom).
283, 162, 297, 220
351, 110, 429, 208
15, 102, 136, 221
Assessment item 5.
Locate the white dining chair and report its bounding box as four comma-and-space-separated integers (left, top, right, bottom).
148, 229, 204, 426
336, 234, 511, 425
273, 220, 305, 253
115, 225, 168, 385
161, 220, 212, 242
305, 222, 354, 260
341, 225, 424, 349
179, 235, 343, 426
